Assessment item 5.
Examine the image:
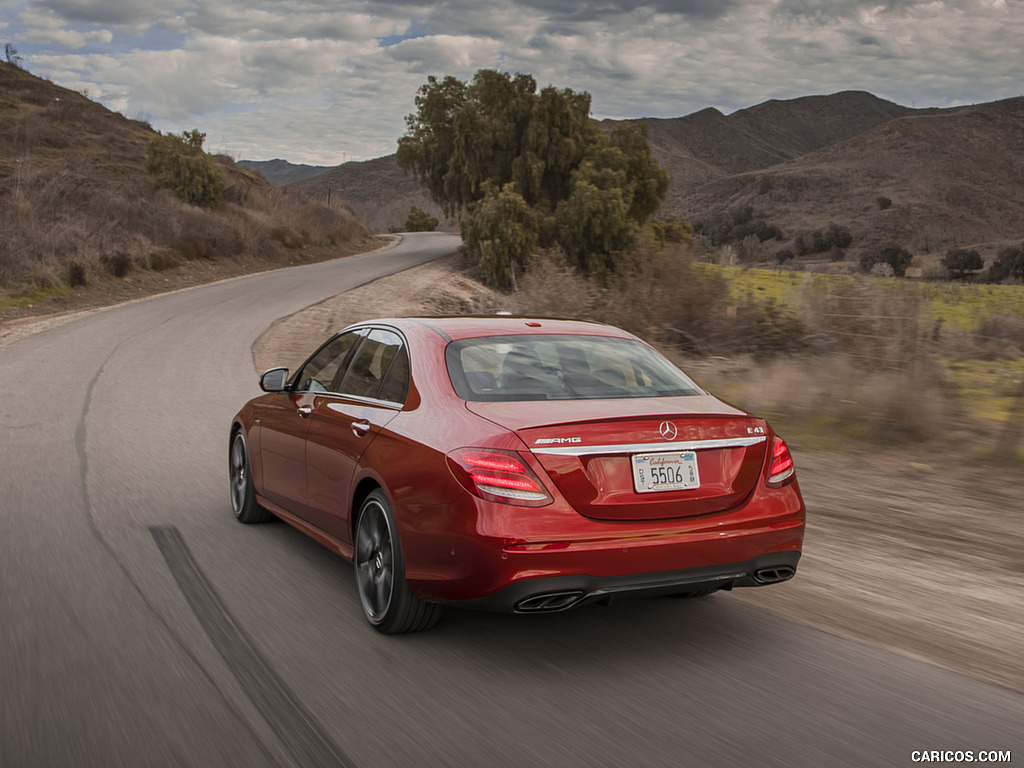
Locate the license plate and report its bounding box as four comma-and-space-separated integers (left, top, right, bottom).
631, 451, 700, 493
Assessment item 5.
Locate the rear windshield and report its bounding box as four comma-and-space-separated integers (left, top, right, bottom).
445, 334, 703, 401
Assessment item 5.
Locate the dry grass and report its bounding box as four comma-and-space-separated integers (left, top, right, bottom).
0, 62, 375, 313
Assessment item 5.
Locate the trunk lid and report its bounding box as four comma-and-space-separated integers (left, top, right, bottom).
466, 397, 768, 521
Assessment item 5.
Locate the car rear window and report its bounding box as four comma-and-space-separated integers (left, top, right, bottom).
445, 334, 703, 401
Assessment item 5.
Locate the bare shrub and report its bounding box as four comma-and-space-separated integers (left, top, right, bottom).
680, 353, 955, 446
67, 262, 87, 287
100, 251, 133, 277
270, 227, 303, 248
799, 275, 926, 369
147, 250, 178, 271
506, 248, 599, 318
975, 316, 1024, 359
510, 244, 805, 359
174, 234, 216, 261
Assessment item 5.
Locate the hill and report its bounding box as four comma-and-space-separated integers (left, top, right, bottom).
653, 93, 1024, 266
289, 90, 1024, 269
288, 155, 455, 234
237, 158, 328, 185
0, 61, 375, 317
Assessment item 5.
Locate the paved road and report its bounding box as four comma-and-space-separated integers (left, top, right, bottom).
1, 231, 1019, 768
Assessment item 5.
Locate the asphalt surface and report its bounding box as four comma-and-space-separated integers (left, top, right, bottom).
1, 231, 1019, 768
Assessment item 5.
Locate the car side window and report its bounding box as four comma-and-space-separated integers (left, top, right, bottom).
377, 344, 410, 404
338, 329, 405, 401
294, 331, 361, 393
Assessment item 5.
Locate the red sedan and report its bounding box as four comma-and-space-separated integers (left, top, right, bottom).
229, 317, 805, 633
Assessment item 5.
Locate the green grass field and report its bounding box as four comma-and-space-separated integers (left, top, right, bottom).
708, 265, 1024, 330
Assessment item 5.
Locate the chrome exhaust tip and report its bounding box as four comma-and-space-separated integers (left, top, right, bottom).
515, 591, 585, 613
753, 566, 796, 584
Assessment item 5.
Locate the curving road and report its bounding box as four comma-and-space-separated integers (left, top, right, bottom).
1, 232, 1019, 768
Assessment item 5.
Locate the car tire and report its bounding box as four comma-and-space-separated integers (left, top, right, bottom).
354, 489, 441, 634
230, 430, 272, 524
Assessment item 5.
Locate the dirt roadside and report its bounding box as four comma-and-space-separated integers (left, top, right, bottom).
254, 252, 1024, 694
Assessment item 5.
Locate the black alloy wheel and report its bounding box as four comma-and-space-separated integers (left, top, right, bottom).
230, 430, 272, 524
354, 490, 440, 633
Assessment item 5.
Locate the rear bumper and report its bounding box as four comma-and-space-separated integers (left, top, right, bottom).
401, 480, 806, 610
452, 551, 801, 613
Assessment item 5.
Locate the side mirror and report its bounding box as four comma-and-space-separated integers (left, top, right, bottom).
259, 367, 289, 392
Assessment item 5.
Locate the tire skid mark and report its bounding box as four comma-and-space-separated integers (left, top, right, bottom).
150, 525, 356, 768
73, 318, 283, 767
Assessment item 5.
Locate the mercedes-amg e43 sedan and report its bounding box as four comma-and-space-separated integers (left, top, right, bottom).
229, 316, 805, 633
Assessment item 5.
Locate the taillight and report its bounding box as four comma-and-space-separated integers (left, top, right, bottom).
767, 436, 795, 487
446, 448, 553, 507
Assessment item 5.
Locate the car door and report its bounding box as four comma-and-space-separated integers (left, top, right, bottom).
256, 330, 363, 516
304, 328, 409, 542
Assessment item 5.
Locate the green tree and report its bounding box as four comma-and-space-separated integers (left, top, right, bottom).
146, 130, 224, 208
556, 163, 632, 277
460, 183, 538, 291
941, 248, 983, 280
397, 69, 670, 287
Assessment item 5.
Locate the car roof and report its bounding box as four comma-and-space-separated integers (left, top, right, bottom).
363, 316, 636, 342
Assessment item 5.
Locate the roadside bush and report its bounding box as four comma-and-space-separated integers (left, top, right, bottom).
877, 196, 892, 210
100, 251, 133, 277
67, 262, 87, 287
392, 205, 438, 233
145, 130, 224, 208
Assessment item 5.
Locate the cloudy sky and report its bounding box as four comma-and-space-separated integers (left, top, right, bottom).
1, 0, 1021, 164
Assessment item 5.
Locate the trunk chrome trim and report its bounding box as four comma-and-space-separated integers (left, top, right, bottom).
530, 435, 767, 456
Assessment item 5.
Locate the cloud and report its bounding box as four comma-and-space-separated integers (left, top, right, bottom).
526, 0, 737, 21
384, 34, 504, 72
35, 0, 163, 26
183, 4, 406, 42
19, 7, 113, 49
9, 0, 1024, 163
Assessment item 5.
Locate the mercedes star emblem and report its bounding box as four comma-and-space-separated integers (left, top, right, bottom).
659, 421, 678, 441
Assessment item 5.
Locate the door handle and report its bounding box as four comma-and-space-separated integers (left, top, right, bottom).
297, 405, 313, 417
351, 420, 371, 437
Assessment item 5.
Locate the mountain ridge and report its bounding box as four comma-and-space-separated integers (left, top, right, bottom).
271, 90, 1024, 262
